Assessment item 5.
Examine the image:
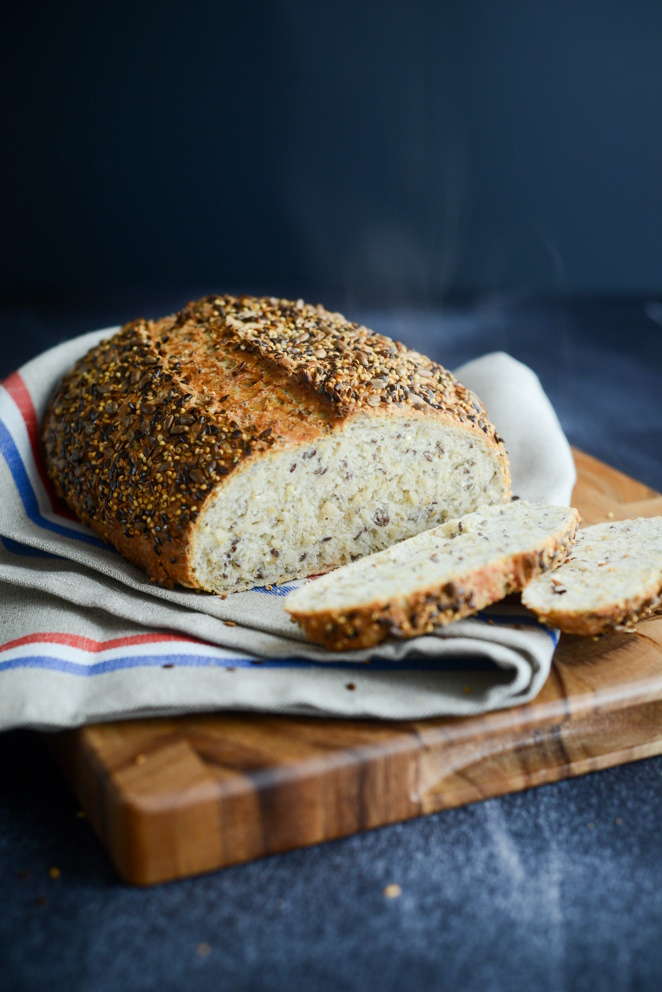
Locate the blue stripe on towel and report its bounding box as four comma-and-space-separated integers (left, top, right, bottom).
0, 420, 107, 548
0, 535, 63, 559
0, 652, 500, 676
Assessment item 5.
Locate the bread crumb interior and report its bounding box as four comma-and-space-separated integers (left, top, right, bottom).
191, 417, 508, 594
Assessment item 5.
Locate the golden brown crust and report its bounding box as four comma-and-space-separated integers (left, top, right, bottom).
529, 590, 662, 636
41, 295, 509, 588
288, 523, 578, 651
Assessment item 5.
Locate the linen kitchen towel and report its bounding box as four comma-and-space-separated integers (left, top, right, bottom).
0, 328, 576, 730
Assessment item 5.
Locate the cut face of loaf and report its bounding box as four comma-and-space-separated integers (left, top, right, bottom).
42, 295, 510, 593
522, 517, 662, 635
285, 502, 580, 650
192, 415, 508, 593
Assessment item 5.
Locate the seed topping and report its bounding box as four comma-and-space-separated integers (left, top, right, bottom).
41, 294, 505, 587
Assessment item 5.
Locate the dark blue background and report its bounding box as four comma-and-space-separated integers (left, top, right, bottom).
3, 1, 662, 305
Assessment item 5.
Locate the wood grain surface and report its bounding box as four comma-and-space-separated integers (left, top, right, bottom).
50, 449, 662, 885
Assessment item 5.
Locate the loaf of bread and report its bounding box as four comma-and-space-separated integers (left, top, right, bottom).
285, 502, 580, 650
522, 517, 662, 634
42, 295, 510, 594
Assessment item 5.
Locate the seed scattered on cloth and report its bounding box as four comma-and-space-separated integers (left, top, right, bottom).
383, 883, 402, 899
197, 943, 211, 958
48, 867, 61, 880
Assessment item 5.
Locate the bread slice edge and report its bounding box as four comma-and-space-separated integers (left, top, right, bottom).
286, 504, 580, 651
522, 518, 662, 635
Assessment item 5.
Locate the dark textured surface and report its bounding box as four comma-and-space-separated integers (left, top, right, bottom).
2, 296, 662, 991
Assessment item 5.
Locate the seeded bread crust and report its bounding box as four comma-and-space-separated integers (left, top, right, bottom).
285, 504, 580, 650
41, 295, 510, 590
522, 518, 662, 635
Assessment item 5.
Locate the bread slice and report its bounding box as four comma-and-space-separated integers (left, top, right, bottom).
522, 517, 662, 635
285, 502, 579, 650
42, 295, 510, 594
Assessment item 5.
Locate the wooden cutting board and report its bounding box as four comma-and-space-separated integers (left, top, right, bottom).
50, 449, 662, 886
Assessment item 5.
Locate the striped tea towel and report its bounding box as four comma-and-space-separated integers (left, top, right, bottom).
0, 331, 576, 730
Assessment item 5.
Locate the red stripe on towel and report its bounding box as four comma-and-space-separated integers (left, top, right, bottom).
2, 371, 79, 521
0, 631, 210, 654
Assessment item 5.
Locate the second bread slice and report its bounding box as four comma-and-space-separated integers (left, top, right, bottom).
522, 517, 662, 635
285, 502, 580, 650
